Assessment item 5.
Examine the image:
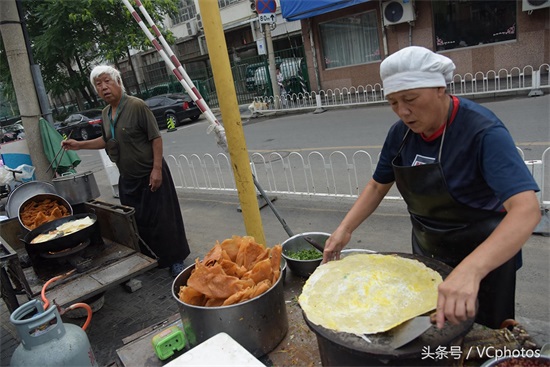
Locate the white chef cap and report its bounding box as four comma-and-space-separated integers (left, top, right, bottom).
380, 46, 455, 96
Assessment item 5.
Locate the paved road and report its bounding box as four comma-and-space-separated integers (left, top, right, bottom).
160, 94, 549, 161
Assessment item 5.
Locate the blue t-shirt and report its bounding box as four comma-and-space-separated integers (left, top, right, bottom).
374, 96, 539, 211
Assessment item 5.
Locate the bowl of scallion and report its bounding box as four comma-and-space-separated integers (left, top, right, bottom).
281, 232, 329, 278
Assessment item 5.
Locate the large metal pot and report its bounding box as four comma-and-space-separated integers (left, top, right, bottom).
18, 193, 73, 231
303, 252, 474, 366
5, 181, 57, 218
52, 171, 100, 205
22, 213, 98, 253
172, 262, 288, 358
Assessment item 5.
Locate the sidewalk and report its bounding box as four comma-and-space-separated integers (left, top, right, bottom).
1, 141, 549, 367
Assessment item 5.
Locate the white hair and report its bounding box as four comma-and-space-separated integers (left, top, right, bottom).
90, 65, 126, 94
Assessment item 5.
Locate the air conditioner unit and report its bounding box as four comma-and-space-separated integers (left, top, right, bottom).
196, 13, 203, 30
522, 0, 550, 11
186, 20, 198, 36
382, 0, 415, 26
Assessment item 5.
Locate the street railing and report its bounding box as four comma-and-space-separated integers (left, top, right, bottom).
167, 147, 550, 207
250, 64, 550, 113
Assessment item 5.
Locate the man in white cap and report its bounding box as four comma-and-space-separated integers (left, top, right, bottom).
324, 46, 540, 329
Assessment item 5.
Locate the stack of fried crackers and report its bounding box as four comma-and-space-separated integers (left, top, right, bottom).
178, 236, 282, 307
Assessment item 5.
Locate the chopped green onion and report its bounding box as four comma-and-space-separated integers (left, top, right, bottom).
287, 249, 322, 260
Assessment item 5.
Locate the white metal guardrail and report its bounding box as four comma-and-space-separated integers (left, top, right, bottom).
167, 147, 550, 207
250, 64, 550, 113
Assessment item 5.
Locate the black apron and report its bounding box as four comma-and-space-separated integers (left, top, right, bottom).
391, 97, 516, 329
118, 158, 190, 268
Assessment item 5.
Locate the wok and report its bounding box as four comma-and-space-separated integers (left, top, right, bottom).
302, 252, 474, 362
22, 213, 98, 253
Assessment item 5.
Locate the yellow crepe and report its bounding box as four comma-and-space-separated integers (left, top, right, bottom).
298, 253, 442, 335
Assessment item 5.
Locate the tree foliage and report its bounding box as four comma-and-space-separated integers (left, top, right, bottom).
21, 0, 177, 111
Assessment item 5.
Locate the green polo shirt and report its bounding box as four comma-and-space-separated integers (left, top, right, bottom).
101, 95, 161, 179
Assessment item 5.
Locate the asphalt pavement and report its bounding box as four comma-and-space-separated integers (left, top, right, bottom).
1, 102, 549, 366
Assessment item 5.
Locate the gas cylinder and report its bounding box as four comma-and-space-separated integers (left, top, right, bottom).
10, 299, 98, 367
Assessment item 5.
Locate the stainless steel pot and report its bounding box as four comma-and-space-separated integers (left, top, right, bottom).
18, 193, 73, 231
172, 262, 288, 358
6, 181, 57, 218
52, 171, 100, 205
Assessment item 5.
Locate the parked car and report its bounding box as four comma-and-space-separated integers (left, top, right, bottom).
58, 109, 103, 141
245, 58, 280, 92
1, 122, 25, 143
253, 58, 306, 96
144, 94, 201, 129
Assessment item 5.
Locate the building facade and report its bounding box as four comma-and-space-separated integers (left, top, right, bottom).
286, 0, 549, 92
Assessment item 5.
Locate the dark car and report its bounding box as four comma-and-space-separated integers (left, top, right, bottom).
144, 94, 202, 129
58, 109, 103, 141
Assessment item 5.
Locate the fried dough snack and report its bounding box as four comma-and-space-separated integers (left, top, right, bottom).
20, 198, 70, 230
178, 235, 282, 307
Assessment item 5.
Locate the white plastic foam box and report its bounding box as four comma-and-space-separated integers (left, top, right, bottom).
164, 332, 264, 366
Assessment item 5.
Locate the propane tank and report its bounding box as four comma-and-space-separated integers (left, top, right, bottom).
10, 299, 98, 367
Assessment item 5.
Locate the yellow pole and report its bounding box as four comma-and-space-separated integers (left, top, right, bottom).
198, 0, 266, 246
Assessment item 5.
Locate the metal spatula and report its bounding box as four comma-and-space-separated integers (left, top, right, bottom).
389, 313, 436, 349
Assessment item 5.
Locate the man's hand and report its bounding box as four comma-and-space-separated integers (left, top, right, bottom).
149, 167, 162, 192
435, 264, 480, 328
61, 139, 80, 150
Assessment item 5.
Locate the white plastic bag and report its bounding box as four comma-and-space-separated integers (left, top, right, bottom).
0, 166, 13, 185
14, 164, 35, 181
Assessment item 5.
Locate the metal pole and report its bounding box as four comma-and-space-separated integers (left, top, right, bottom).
0, 0, 51, 182
197, 0, 266, 246
265, 24, 280, 109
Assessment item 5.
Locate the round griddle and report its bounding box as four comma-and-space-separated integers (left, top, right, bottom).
302, 252, 474, 360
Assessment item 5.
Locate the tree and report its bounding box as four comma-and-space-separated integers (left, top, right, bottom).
21, 0, 177, 112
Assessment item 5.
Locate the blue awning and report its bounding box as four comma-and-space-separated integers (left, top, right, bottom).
280, 0, 372, 21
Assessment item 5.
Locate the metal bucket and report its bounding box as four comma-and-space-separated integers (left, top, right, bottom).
172, 262, 288, 358
52, 171, 100, 205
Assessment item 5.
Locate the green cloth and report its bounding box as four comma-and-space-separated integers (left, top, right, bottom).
39, 118, 81, 175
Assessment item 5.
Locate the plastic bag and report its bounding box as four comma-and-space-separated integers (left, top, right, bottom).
1, 164, 35, 184
0, 166, 13, 185
14, 164, 35, 181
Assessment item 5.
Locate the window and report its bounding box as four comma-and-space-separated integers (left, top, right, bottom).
433, 1, 516, 51
319, 11, 381, 69
171, 0, 197, 25
218, 0, 241, 9
144, 61, 168, 86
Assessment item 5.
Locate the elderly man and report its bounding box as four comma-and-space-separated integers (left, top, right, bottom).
324, 46, 540, 329
62, 65, 190, 277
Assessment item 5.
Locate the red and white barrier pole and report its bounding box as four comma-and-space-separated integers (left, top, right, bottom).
120, 0, 227, 151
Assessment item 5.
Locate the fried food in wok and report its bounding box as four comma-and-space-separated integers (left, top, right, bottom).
178, 235, 282, 307
20, 198, 70, 230
299, 253, 442, 335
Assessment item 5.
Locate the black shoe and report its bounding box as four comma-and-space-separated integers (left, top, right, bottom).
170, 262, 184, 277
